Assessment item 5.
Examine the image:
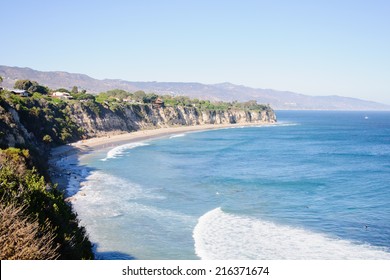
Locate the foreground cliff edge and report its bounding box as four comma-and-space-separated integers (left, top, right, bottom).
0, 87, 276, 259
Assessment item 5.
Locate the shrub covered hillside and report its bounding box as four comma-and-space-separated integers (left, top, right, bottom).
0, 148, 94, 259
0, 80, 96, 259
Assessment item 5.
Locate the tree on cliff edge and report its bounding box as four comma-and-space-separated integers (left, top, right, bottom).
14, 79, 33, 90
14, 80, 48, 94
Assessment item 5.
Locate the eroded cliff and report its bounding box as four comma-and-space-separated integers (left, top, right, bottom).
69, 102, 276, 138
0, 95, 276, 149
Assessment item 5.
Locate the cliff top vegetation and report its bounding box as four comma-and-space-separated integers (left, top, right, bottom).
95, 89, 270, 111
1, 78, 270, 111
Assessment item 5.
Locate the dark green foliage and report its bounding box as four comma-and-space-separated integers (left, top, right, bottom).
0, 148, 94, 259
3, 95, 82, 145
96, 89, 133, 104
71, 86, 78, 94
142, 93, 158, 104
29, 83, 49, 95
95, 92, 109, 104
55, 88, 71, 93
0, 91, 88, 147
81, 99, 101, 116
96, 90, 270, 112
14, 79, 33, 90
71, 92, 95, 101
14, 80, 48, 94
133, 90, 146, 102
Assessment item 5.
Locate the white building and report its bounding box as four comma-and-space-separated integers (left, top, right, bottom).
11, 89, 29, 97
52, 92, 73, 100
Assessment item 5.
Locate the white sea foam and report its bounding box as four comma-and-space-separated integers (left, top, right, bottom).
73, 171, 163, 200
276, 122, 300, 127
101, 142, 149, 161
52, 154, 89, 197
71, 171, 168, 221
219, 122, 298, 130
193, 208, 390, 260
221, 126, 246, 130
67, 170, 87, 197
70, 171, 194, 258
253, 122, 299, 128
169, 133, 186, 139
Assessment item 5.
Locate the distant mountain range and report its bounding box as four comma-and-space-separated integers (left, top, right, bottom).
1, 65, 389, 110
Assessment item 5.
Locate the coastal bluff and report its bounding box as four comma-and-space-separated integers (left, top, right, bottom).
69, 103, 277, 138
1, 96, 276, 148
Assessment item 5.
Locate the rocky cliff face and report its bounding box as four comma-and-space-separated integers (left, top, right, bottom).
68, 103, 277, 138
0, 96, 276, 150
0, 103, 36, 148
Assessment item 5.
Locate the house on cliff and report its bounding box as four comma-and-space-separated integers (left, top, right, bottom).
52, 92, 73, 100
11, 89, 30, 97
153, 98, 164, 109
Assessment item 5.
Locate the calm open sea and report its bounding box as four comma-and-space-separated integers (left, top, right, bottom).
70, 111, 390, 259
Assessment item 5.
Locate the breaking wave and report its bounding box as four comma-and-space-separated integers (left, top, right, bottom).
71, 171, 165, 217
193, 208, 390, 260
101, 142, 149, 161
169, 133, 186, 139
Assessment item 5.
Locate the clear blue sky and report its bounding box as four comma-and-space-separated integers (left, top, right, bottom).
1, 0, 389, 104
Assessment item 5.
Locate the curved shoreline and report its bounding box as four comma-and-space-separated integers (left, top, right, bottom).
49, 122, 272, 195
51, 122, 272, 159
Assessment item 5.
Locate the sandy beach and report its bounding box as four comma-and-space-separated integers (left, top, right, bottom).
50, 122, 270, 159
49, 122, 270, 196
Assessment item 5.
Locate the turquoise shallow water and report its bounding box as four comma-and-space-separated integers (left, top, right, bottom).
71, 111, 390, 259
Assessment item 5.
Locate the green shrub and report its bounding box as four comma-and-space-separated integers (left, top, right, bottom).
0, 148, 94, 259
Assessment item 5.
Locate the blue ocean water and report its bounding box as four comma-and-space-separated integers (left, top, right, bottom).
71, 111, 390, 259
